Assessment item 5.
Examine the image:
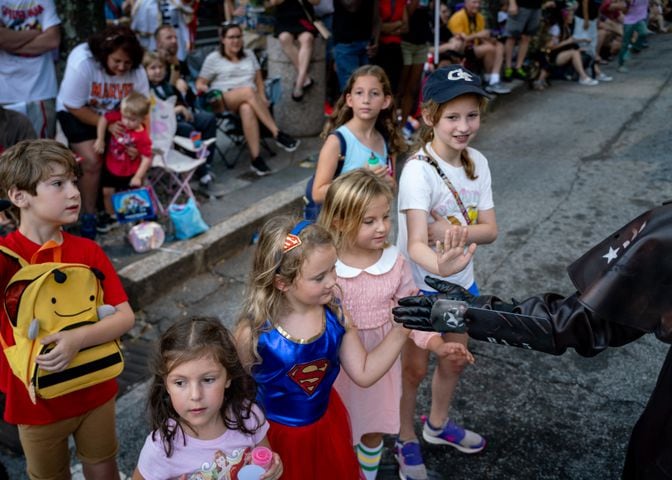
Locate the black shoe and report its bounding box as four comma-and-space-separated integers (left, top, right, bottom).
250, 157, 272, 176
275, 131, 300, 152
96, 212, 118, 234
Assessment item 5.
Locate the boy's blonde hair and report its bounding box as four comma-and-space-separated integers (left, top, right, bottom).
142, 50, 163, 69
318, 169, 393, 251
121, 91, 151, 118
0, 139, 78, 197
236, 216, 340, 369
415, 96, 488, 181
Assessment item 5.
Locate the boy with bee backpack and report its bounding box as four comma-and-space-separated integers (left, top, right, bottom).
0, 140, 135, 480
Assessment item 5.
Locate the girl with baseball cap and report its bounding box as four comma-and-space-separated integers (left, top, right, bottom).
395, 65, 498, 479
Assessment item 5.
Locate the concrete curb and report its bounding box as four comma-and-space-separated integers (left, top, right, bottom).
118, 180, 306, 307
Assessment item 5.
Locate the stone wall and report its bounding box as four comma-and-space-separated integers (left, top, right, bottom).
267, 35, 326, 137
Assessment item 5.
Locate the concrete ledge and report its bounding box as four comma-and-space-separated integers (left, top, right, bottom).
119, 181, 306, 307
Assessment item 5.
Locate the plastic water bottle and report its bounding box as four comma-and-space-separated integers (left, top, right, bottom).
368, 151, 380, 168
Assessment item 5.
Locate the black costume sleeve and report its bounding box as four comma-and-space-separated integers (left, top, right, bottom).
473, 293, 647, 357
393, 289, 647, 357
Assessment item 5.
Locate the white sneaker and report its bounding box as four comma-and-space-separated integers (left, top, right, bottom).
484, 82, 512, 95
597, 73, 613, 82
578, 77, 599, 86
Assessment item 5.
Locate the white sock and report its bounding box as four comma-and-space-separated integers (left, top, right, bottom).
356, 441, 383, 480
484, 73, 492, 82
490, 73, 501, 84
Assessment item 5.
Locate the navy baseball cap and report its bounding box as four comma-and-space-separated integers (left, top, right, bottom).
423, 65, 491, 104
0, 199, 10, 212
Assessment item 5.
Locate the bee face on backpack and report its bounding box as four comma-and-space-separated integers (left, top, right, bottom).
34, 268, 104, 328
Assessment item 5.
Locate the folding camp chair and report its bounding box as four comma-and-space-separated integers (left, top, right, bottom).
147, 94, 215, 213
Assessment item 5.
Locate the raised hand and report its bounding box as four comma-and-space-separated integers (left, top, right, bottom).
436, 226, 477, 277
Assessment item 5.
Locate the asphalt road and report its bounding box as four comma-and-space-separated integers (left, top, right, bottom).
1, 35, 671, 480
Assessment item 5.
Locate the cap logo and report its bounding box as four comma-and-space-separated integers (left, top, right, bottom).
447, 68, 474, 82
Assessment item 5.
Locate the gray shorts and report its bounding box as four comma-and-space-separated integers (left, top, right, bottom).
505, 7, 542, 37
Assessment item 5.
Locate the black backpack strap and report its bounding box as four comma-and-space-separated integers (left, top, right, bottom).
304, 130, 347, 218
332, 130, 346, 177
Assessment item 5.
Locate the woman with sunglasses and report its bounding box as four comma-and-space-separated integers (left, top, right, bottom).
196, 22, 299, 177
56, 25, 149, 239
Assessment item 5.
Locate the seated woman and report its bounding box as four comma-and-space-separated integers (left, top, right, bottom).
533, 7, 599, 90
196, 23, 299, 176
56, 25, 149, 239
268, 0, 319, 101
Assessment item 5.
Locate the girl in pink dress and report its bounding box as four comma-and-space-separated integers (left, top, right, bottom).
318, 169, 475, 479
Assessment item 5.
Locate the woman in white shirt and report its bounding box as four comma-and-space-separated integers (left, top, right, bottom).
196, 23, 298, 176
57, 25, 149, 239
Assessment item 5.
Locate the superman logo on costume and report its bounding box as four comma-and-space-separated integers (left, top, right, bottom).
287, 359, 329, 395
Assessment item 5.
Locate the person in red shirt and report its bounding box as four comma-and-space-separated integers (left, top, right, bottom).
372, 0, 408, 95
94, 91, 153, 233
0, 139, 135, 480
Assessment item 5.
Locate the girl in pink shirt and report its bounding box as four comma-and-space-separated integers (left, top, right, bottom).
318, 169, 474, 480
133, 317, 283, 480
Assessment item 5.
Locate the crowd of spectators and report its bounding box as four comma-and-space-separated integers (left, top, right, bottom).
1, 0, 670, 239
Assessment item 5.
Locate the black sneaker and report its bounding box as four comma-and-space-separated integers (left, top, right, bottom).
96, 212, 118, 234
250, 157, 272, 176
275, 131, 300, 152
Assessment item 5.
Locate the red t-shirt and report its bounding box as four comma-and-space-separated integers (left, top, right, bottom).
379, 0, 407, 45
0, 231, 128, 425
104, 110, 153, 178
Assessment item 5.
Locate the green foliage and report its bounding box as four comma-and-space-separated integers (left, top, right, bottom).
54, 0, 105, 76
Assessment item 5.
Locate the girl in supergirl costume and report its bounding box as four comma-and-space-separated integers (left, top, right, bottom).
235, 217, 474, 479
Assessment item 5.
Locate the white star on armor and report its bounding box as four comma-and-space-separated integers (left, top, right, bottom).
603, 246, 619, 263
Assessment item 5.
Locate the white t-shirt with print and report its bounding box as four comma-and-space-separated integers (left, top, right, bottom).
0, 0, 60, 103
199, 49, 260, 93
397, 143, 494, 291
56, 43, 150, 114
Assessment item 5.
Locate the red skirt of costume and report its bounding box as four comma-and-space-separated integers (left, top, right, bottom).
267, 390, 364, 479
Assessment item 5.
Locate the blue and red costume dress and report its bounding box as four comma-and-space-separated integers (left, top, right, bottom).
253, 307, 363, 480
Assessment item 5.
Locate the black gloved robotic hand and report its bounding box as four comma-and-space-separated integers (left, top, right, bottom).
393, 276, 561, 354
393, 277, 480, 333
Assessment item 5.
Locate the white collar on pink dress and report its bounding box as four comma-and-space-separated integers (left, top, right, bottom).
336, 245, 398, 278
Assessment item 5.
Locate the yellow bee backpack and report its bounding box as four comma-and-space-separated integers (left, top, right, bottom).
0, 244, 124, 404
